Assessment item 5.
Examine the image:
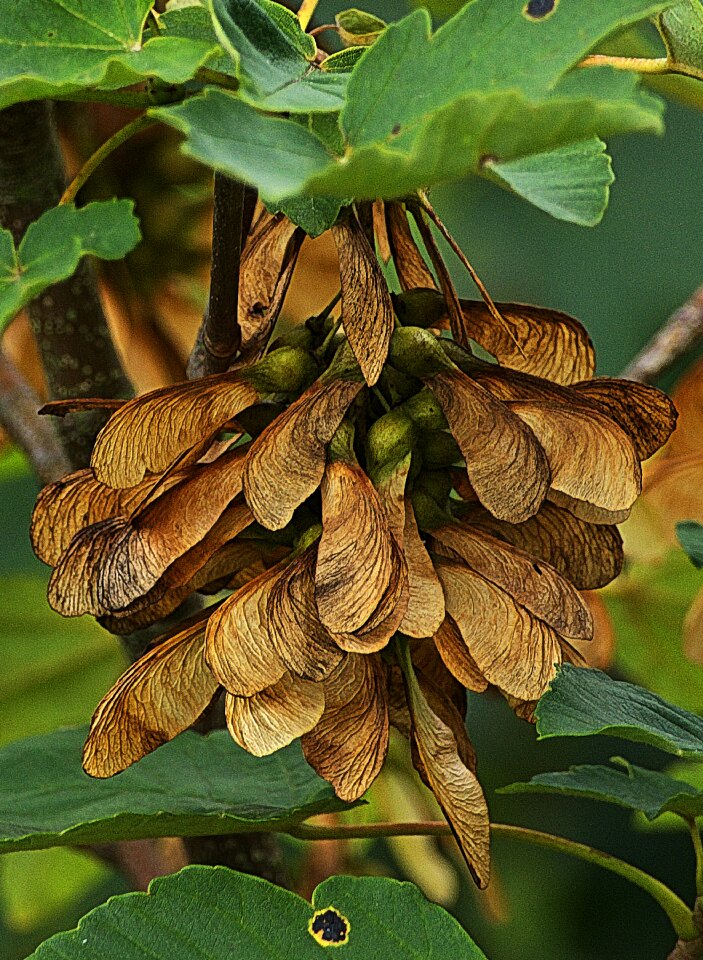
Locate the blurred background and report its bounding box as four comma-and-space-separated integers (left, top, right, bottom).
2, 3, 703, 957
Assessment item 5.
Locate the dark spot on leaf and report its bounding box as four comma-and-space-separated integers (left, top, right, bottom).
309, 907, 350, 947
391, 123, 401, 136
523, 0, 558, 20
47, 30, 57, 38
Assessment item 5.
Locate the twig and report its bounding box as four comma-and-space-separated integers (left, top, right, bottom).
60, 115, 156, 205
286, 819, 696, 941
187, 175, 250, 379
620, 284, 703, 383
0, 351, 71, 483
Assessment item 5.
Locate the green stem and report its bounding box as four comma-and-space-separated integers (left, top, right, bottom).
686, 817, 703, 899
579, 54, 670, 74
196, 67, 240, 92
286, 820, 697, 941
52, 90, 159, 108
60, 114, 157, 205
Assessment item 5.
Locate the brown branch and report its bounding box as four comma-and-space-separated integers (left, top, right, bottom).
0, 102, 132, 468
621, 284, 703, 384
187, 177, 256, 378
0, 350, 70, 483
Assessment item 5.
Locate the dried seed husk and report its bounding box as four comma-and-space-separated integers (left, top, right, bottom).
91, 347, 315, 488
428, 369, 550, 523
94, 449, 250, 612
301, 653, 389, 802
31, 468, 159, 567
225, 672, 325, 756
429, 521, 592, 641
316, 453, 398, 634
268, 548, 344, 681
244, 350, 365, 530
385, 202, 437, 291
372, 200, 392, 264
238, 212, 305, 361
48, 497, 254, 619
435, 558, 562, 701
432, 615, 488, 692
571, 378, 677, 461
398, 641, 490, 888
509, 399, 641, 523
457, 500, 623, 591
205, 562, 288, 696
100, 536, 265, 634
398, 500, 445, 638
453, 300, 595, 385
332, 213, 394, 385
82, 621, 218, 778
411, 637, 468, 717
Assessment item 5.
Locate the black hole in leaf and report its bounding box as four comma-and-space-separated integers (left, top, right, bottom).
524, 0, 557, 19
532, 562, 542, 574
391, 123, 401, 136
309, 908, 350, 946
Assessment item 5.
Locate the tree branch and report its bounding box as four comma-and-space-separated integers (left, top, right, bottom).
0, 101, 132, 469
0, 350, 70, 483
621, 284, 703, 384
187, 176, 256, 379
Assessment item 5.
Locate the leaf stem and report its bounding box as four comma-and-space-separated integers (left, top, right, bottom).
579, 54, 670, 74
52, 90, 160, 109
60, 114, 157, 205
415, 194, 508, 335
686, 817, 703, 900
195, 67, 241, 92
286, 819, 697, 941
297, 0, 320, 30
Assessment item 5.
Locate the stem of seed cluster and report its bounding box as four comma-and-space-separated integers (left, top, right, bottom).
60, 114, 157, 205
416, 195, 507, 332
53, 90, 160, 109
286, 820, 697, 940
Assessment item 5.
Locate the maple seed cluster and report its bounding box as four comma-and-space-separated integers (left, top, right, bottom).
31, 201, 676, 887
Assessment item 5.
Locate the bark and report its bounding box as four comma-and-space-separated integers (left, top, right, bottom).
0, 102, 132, 468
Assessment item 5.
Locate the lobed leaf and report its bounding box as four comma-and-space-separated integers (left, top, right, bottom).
29, 868, 488, 959
500, 757, 703, 821
0, 201, 140, 332
536, 664, 703, 756
0, 0, 220, 109
210, 0, 348, 112
484, 138, 614, 226
0, 726, 351, 854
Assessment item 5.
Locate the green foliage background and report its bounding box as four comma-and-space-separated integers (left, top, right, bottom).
1, 2, 703, 957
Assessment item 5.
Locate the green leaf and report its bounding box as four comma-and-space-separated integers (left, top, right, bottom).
157, 74, 662, 204
0, 0, 220, 109
535, 664, 703, 757
608, 551, 703, 713
500, 757, 703, 820
658, 0, 703, 79
270, 195, 343, 237
0, 726, 352, 854
29, 867, 489, 959
340, 0, 674, 147
158, 2, 234, 76
336, 9, 387, 46
153, 90, 334, 201
483, 138, 614, 226
210, 0, 348, 111
677, 520, 703, 568
0, 201, 141, 333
